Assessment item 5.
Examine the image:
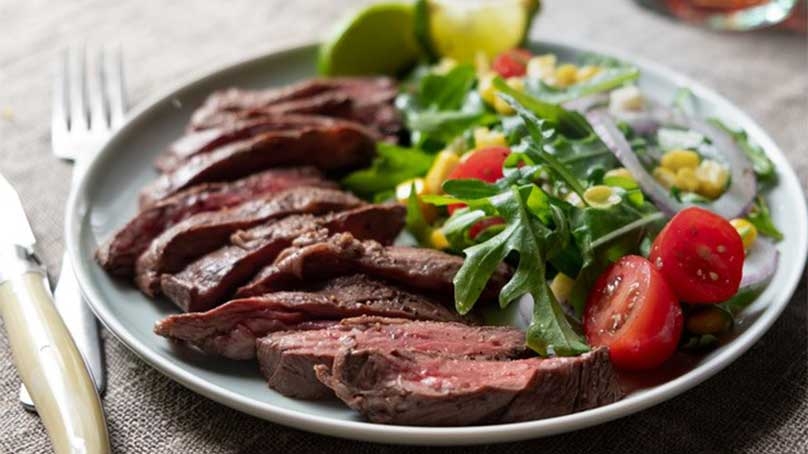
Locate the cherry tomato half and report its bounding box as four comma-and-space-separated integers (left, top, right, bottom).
492, 49, 532, 78
648, 207, 744, 303
446, 146, 510, 215
584, 255, 683, 370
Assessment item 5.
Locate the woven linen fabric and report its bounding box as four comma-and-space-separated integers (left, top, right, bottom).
0, 0, 806, 452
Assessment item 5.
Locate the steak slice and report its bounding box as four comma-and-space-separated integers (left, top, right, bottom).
134, 187, 362, 297
156, 114, 378, 173
236, 232, 511, 302
139, 125, 375, 208
315, 347, 623, 426
161, 204, 405, 312
189, 77, 398, 131
95, 167, 334, 277
257, 316, 527, 400
187, 91, 353, 132
154, 275, 466, 360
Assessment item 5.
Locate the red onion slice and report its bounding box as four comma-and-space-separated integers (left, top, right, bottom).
678, 116, 757, 218
587, 109, 681, 216
740, 238, 779, 290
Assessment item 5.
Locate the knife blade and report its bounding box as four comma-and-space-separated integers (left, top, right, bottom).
0, 172, 110, 454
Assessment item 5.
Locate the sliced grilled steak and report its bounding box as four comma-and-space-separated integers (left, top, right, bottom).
316, 347, 623, 426
134, 187, 362, 297
236, 232, 511, 302
154, 275, 466, 360
139, 125, 375, 208
161, 204, 405, 312
156, 115, 378, 173
190, 92, 352, 131
257, 316, 527, 399
95, 167, 334, 277
187, 91, 353, 132
189, 77, 398, 131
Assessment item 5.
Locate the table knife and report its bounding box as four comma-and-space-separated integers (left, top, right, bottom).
0, 172, 109, 454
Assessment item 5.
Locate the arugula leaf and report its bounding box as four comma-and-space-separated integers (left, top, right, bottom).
525, 64, 639, 104
421, 193, 462, 206
397, 64, 493, 148
452, 185, 589, 356
442, 178, 500, 199
341, 143, 434, 197
747, 195, 783, 241
493, 77, 592, 139
416, 64, 477, 110
708, 119, 776, 183
571, 205, 662, 268
720, 286, 765, 315
550, 134, 618, 184
498, 91, 587, 197
407, 111, 498, 144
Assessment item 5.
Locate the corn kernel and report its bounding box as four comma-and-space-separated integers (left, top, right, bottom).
473, 127, 507, 149
653, 166, 677, 189
493, 97, 513, 115
395, 178, 425, 203
576, 65, 601, 82
675, 167, 700, 193
584, 185, 621, 208
550, 273, 576, 303
478, 72, 497, 106
730, 218, 758, 250
424, 151, 460, 194
429, 229, 450, 250
433, 57, 458, 75
661, 149, 701, 172
554, 63, 579, 87
474, 51, 490, 76
609, 85, 645, 112
492, 77, 525, 115
526, 54, 557, 80
605, 168, 633, 180
695, 159, 729, 199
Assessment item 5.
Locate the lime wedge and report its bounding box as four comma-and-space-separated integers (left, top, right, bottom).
415, 0, 540, 63
318, 3, 424, 76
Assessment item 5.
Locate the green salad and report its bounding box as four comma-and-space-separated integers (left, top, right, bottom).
324, 1, 782, 371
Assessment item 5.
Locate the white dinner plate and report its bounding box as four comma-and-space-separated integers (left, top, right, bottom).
65, 41, 808, 445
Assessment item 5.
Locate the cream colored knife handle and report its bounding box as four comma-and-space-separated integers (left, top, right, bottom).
0, 271, 109, 454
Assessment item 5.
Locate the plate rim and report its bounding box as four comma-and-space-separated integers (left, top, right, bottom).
65, 39, 808, 445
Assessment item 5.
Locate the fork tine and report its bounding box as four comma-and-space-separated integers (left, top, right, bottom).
87, 49, 108, 132
67, 46, 88, 132
104, 47, 126, 128
51, 50, 68, 142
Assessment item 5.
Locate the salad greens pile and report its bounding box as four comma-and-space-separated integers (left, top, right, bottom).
340, 49, 781, 359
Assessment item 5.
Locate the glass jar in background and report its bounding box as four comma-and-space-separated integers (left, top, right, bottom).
635, 0, 807, 32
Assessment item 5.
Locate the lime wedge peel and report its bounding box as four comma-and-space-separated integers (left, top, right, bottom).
318, 3, 425, 76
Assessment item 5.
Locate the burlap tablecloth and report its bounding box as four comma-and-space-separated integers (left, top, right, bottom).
0, 0, 806, 452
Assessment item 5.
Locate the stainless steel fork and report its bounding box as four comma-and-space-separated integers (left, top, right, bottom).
19, 47, 126, 411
